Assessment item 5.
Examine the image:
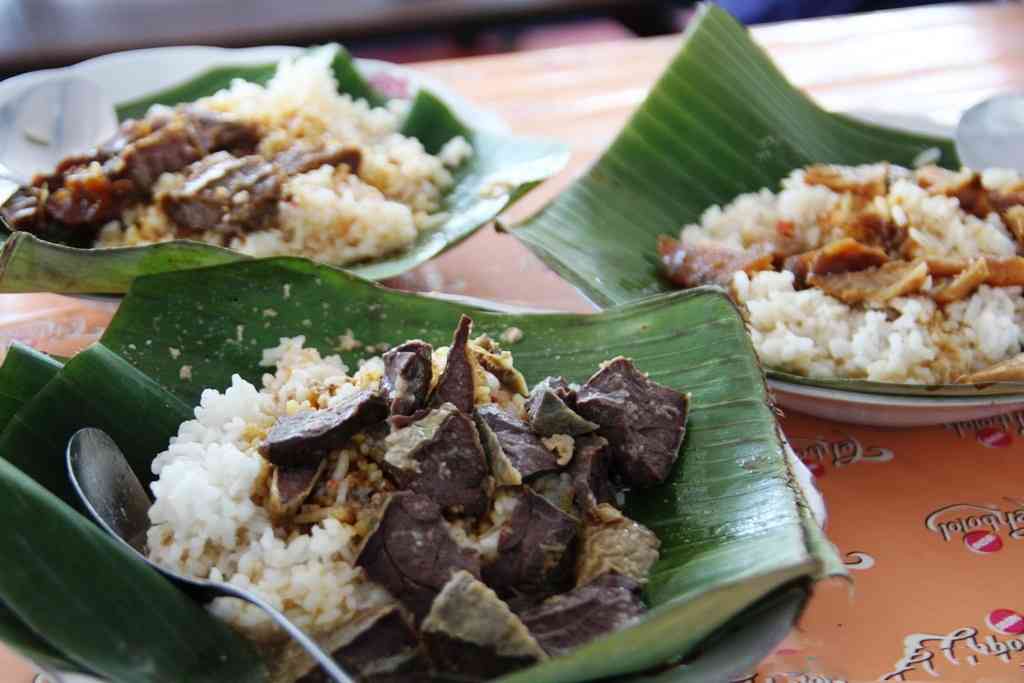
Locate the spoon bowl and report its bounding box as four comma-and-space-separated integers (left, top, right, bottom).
955, 92, 1024, 172
66, 427, 355, 683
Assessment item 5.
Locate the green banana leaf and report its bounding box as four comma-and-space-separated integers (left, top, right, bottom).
510, 3, 1003, 399
0, 45, 568, 293
0, 257, 841, 681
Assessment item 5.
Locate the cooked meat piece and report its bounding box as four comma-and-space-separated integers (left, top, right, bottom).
926, 258, 968, 277
160, 151, 283, 236
382, 403, 492, 516
267, 460, 328, 521
421, 571, 547, 678
576, 504, 660, 586
274, 142, 362, 176
575, 357, 689, 487
957, 353, 1024, 383
429, 315, 476, 413
817, 194, 901, 250
482, 487, 579, 600
381, 340, 433, 416
783, 238, 889, 287
932, 258, 990, 305
45, 164, 135, 226
805, 163, 888, 198
260, 390, 388, 467
355, 492, 480, 622
658, 235, 773, 288
1003, 205, 1024, 245
519, 572, 646, 658
474, 405, 560, 486
180, 106, 262, 157
534, 376, 576, 405
567, 434, 614, 513
984, 257, 1024, 287
916, 165, 991, 217
529, 472, 577, 516
111, 121, 204, 190
808, 260, 929, 305
472, 341, 529, 397
297, 607, 423, 683
1, 187, 47, 232
525, 380, 597, 437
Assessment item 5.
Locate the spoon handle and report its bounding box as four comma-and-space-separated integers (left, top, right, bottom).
218, 584, 355, 683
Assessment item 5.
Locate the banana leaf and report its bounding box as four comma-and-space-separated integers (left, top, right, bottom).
0, 45, 568, 293
510, 3, 1002, 399
0, 257, 841, 681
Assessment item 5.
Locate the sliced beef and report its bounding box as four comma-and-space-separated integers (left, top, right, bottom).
160, 151, 283, 236
113, 121, 203, 190
804, 163, 888, 198
782, 238, 889, 288
260, 390, 388, 467
568, 434, 614, 513
44, 164, 135, 227
658, 235, 773, 288
808, 260, 929, 305
528, 472, 577, 516
816, 194, 901, 250
525, 380, 597, 437
931, 257, 989, 305
916, 165, 991, 218
474, 404, 560, 486
519, 572, 646, 658
575, 357, 689, 487
274, 142, 361, 176
383, 404, 491, 516
482, 488, 579, 600
297, 607, 423, 683
421, 571, 547, 678
576, 504, 660, 586
381, 340, 433, 416
266, 460, 327, 521
1, 187, 47, 233
180, 106, 262, 157
429, 315, 476, 413
355, 492, 480, 622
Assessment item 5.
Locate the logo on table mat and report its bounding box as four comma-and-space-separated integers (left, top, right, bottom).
945, 412, 1024, 442
789, 434, 893, 477
925, 501, 1024, 553
884, 617, 1024, 680
842, 551, 875, 570
732, 674, 846, 683
987, 609, 1024, 636
963, 529, 1004, 554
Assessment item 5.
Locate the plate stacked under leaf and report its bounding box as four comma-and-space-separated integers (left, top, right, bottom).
0, 258, 840, 682
0, 45, 568, 293
511, 4, 1024, 426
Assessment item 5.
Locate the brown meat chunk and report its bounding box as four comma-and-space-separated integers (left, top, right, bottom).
260, 390, 388, 467
519, 572, 646, 658
1003, 206, 1024, 245
382, 404, 491, 516
180, 106, 262, 157
932, 258, 990, 305
421, 571, 546, 678
783, 238, 889, 287
916, 165, 991, 217
474, 405, 560, 486
44, 164, 135, 227
568, 434, 614, 513
297, 607, 423, 683
112, 121, 203, 190
160, 151, 283, 236
808, 260, 929, 305
576, 504, 660, 586
984, 257, 1024, 287
926, 259, 968, 277
429, 315, 476, 413
958, 353, 1024, 383
658, 235, 773, 288
575, 357, 689, 487
381, 340, 433, 416
267, 460, 328, 521
805, 163, 888, 198
274, 142, 362, 176
525, 380, 597, 437
355, 492, 480, 622
482, 487, 579, 601
817, 194, 901, 250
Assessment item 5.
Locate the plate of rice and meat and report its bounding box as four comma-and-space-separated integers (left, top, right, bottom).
0, 258, 837, 683
511, 3, 1024, 426
0, 44, 567, 294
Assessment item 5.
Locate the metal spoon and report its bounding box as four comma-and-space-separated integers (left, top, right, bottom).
955, 92, 1024, 172
65, 428, 355, 683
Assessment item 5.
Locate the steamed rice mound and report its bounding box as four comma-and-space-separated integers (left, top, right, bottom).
678, 164, 1024, 383
98, 49, 473, 264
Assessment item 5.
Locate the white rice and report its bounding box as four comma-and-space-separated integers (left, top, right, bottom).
680, 164, 1024, 383
98, 48, 472, 265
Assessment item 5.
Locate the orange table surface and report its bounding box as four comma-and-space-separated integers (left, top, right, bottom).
4, 3, 1024, 682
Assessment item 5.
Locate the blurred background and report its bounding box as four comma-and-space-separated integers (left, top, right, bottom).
0, 0, 1000, 78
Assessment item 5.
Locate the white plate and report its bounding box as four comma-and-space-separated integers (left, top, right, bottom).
762, 109, 1024, 428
